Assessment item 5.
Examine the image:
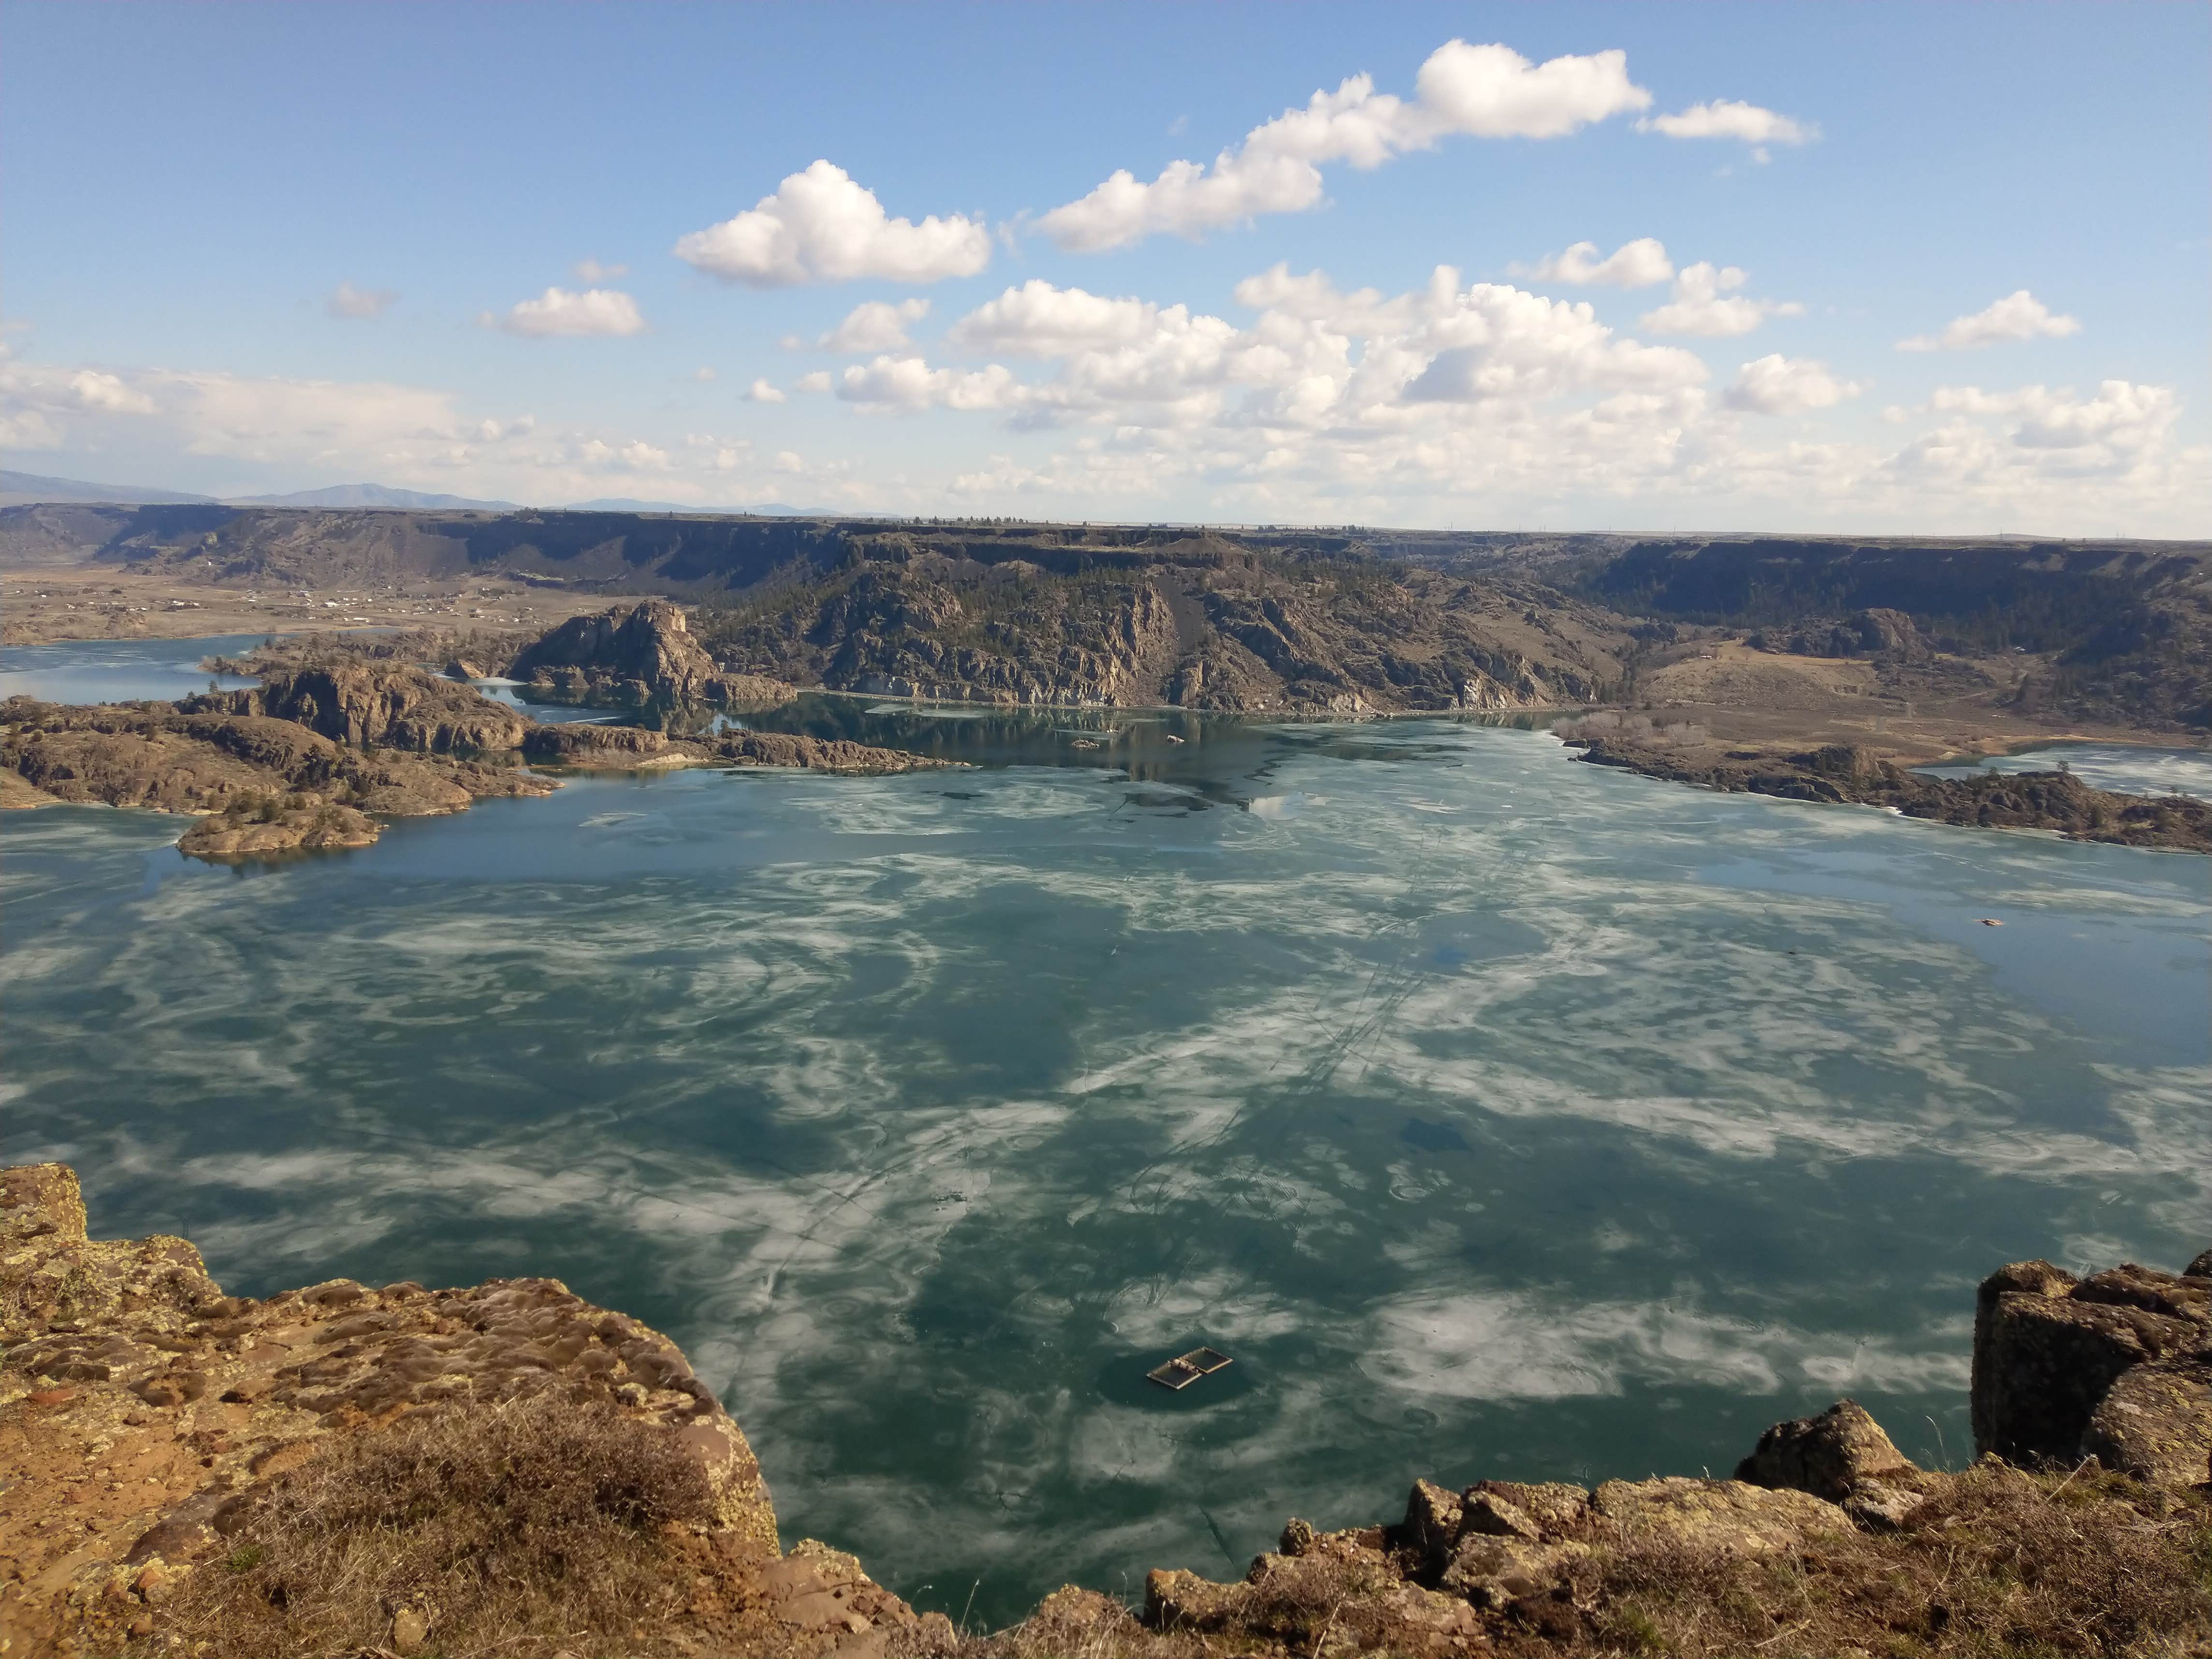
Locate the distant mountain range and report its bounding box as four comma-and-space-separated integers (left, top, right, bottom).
562, 497, 825, 516
0, 470, 827, 516
227, 483, 521, 510
0, 470, 218, 507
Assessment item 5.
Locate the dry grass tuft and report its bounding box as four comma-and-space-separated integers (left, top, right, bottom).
1564, 1460, 2211, 1659
159, 1389, 717, 1659
967, 1465, 2211, 1659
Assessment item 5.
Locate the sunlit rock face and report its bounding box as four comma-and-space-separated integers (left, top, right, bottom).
508, 600, 793, 709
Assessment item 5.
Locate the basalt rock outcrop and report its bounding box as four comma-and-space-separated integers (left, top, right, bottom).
1568, 736, 2212, 852
1746, 607, 1930, 661
699, 553, 1629, 714
1973, 1252, 2212, 1487
0, 697, 554, 856
2, 617, 936, 859
188, 665, 529, 754
518, 722, 947, 775
175, 795, 380, 858
509, 600, 794, 710
0, 1164, 936, 1659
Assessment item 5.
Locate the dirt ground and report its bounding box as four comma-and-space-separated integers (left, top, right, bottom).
1630, 640, 2196, 765
1, 569, 611, 647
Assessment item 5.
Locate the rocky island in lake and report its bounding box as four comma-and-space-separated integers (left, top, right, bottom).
0, 601, 946, 858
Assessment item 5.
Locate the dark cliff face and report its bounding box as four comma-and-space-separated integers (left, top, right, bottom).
507, 601, 717, 698
702, 553, 1632, 713
505, 600, 792, 710
1584, 537, 2212, 730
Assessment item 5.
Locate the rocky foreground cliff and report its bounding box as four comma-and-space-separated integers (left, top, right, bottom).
3, 1164, 2206, 1659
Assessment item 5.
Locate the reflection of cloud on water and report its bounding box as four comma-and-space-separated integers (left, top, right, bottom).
7, 717, 2209, 1623
1360, 1291, 1970, 1400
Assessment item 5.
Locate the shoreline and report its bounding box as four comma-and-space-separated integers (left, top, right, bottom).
1562, 732, 2212, 852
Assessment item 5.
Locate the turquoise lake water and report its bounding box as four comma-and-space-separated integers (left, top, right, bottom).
4, 640, 2208, 1624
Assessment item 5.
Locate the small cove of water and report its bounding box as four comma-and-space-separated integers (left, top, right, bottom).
4, 637, 2208, 1626
0, 633, 269, 703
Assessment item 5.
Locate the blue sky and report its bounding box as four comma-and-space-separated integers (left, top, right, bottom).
5, 1, 2205, 532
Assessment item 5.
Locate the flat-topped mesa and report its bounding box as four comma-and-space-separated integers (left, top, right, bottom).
507, 599, 794, 709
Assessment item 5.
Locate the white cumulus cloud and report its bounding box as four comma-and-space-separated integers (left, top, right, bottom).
949, 280, 1168, 355
673, 161, 991, 287
820, 298, 931, 353
1404, 283, 1708, 404
325, 281, 397, 320
1515, 237, 1674, 289
894, 266, 1707, 429
1038, 41, 1650, 252
1931, 379, 2174, 450
487, 287, 646, 338
67, 369, 158, 415
834, 356, 1024, 413
1640, 263, 1804, 337
1898, 290, 2081, 351
1639, 100, 1818, 145
745, 378, 788, 404
1725, 354, 1865, 415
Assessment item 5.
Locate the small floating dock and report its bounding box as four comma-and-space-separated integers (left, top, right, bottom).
1147, 1346, 1233, 1390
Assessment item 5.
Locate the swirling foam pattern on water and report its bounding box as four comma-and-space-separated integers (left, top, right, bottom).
4, 700, 2208, 1624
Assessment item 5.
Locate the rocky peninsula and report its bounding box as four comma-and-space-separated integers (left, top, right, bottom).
2, 1162, 2205, 1658
0, 603, 943, 858
1558, 725, 2212, 853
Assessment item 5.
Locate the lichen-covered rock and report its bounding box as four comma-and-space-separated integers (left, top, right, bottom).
1591, 1475, 1849, 1556
1400, 1477, 1463, 1579
1143, 1566, 1243, 1631
1735, 1397, 1920, 1504
1467, 1479, 1589, 1537
1973, 1254, 2210, 1472
1439, 1533, 1589, 1607
2081, 1356, 2212, 1488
